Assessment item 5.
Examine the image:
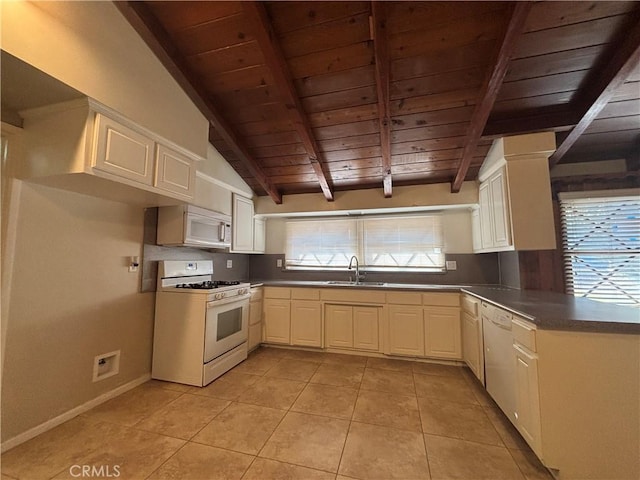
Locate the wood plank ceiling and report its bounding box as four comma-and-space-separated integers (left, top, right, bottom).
117, 1, 640, 204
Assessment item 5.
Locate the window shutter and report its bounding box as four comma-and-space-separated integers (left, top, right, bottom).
285, 219, 358, 268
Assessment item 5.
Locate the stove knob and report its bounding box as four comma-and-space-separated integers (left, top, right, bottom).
214, 293, 223, 300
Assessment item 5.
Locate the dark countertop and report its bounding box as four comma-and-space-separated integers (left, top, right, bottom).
462, 286, 640, 334
255, 280, 640, 334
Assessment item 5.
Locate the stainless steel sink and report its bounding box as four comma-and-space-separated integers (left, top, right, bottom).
325, 281, 386, 286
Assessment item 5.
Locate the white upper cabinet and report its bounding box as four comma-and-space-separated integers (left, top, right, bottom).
232, 193, 266, 253
473, 132, 557, 252
20, 98, 200, 204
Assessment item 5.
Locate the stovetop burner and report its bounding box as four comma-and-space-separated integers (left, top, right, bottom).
175, 280, 241, 290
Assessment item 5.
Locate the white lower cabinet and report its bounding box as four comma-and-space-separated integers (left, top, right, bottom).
425, 307, 461, 359
388, 305, 425, 356
263, 299, 290, 345
325, 304, 379, 351
291, 300, 322, 347
512, 318, 542, 456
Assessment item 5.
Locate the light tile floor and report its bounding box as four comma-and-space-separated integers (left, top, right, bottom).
2, 347, 553, 480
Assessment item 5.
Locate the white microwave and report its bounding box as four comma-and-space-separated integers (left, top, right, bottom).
157, 205, 231, 249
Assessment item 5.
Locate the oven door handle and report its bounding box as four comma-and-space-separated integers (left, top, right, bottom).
207, 293, 250, 308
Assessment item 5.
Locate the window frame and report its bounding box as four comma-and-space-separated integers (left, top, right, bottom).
284, 213, 446, 273
559, 189, 640, 307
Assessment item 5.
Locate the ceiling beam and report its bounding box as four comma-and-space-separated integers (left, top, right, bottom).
371, 1, 392, 198
451, 2, 533, 193
483, 108, 578, 138
114, 1, 282, 204
549, 7, 640, 167
242, 1, 334, 202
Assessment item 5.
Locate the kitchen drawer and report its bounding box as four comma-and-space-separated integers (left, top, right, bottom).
512, 316, 536, 352
423, 292, 459, 307
386, 291, 422, 305
461, 295, 479, 316
291, 288, 320, 300
264, 287, 291, 299
250, 287, 263, 302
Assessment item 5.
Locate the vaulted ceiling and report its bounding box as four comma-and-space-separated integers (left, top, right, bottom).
117, 1, 640, 204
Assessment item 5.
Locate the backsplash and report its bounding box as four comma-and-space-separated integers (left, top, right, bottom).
249, 253, 499, 285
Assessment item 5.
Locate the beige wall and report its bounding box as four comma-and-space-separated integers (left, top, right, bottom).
1, 182, 154, 442
0, 1, 208, 158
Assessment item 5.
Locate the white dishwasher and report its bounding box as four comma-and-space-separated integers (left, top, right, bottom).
482, 302, 516, 424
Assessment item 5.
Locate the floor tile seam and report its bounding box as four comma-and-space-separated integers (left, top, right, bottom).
336, 418, 357, 478
505, 443, 542, 480
172, 398, 236, 442
255, 449, 341, 476
422, 430, 513, 450
349, 419, 428, 437
186, 436, 262, 459
415, 389, 434, 480
141, 441, 192, 480
413, 391, 480, 406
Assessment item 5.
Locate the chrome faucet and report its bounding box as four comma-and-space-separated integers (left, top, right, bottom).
348, 255, 361, 284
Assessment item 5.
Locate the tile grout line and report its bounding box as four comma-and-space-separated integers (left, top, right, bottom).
413, 368, 434, 480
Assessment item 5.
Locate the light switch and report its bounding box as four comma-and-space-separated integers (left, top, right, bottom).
226, 259, 233, 269
445, 260, 457, 271
276, 259, 283, 268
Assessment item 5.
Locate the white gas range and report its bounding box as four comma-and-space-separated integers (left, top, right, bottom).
152, 260, 250, 386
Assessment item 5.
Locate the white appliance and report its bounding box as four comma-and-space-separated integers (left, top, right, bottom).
156, 205, 231, 249
152, 260, 250, 386
482, 301, 517, 423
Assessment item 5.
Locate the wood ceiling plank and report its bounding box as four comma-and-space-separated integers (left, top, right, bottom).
505, 45, 603, 82
392, 106, 475, 130
244, 131, 301, 148
235, 119, 295, 137
185, 41, 264, 77
390, 67, 485, 101
202, 65, 274, 92
228, 102, 289, 125
524, 1, 636, 33
388, 2, 506, 35
147, 1, 243, 32
318, 133, 380, 152
171, 13, 254, 57
279, 12, 371, 59
391, 40, 495, 82
270, 173, 326, 184
214, 85, 281, 110
242, 1, 334, 201
392, 149, 491, 165
288, 42, 374, 79
250, 143, 309, 158
549, 8, 640, 166
263, 164, 318, 177
595, 99, 640, 119
497, 70, 588, 102
372, 1, 392, 197
323, 146, 382, 162
585, 116, 640, 134
268, 1, 370, 35
392, 136, 468, 155
389, 10, 506, 60
326, 156, 384, 171
572, 129, 640, 148
308, 104, 380, 128
389, 89, 478, 116
116, 1, 282, 204
391, 122, 470, 144
314, 119, 379, 141
513, 15, 629, 59
301, 85, 378, 113
295, 65, 376, 98
258, 155, 311, 168
452, 2, 533, 193
611, 81, 640, 102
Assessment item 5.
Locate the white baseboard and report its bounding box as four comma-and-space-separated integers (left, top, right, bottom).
1, 373, 151, 453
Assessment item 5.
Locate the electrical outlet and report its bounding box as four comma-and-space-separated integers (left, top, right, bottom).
445, 260, 457, 271
92, 350, 120, 382
276, 258, 283, 268
226, 259, 233, 269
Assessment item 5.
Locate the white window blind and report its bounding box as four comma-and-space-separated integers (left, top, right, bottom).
559, 191, 640, 306
285, 219, 358, 269
285, 214, 444, 271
